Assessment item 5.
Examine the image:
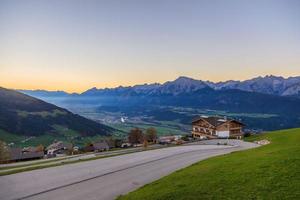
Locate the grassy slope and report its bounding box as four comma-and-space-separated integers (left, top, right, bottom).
118, 128, 300, 200
0, 129, 26, 145
0, 125, 105, 147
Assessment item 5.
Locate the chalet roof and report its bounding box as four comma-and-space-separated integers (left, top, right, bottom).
22, 146, 38, 152
192, 116, 245, 127
8, 148, 44, 161
93, 141, 109, 150
46, 141, 72, 151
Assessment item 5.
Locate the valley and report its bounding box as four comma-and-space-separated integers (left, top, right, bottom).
20, 75, 300, 138
1, 1, 299, 199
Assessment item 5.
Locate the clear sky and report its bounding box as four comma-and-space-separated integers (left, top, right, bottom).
0, 0, 299, 92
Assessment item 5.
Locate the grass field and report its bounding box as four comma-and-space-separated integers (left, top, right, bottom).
0, 129, 25, 144
118, 128, 300, 200
17, 109, 67, 118
0, 126, 105, 147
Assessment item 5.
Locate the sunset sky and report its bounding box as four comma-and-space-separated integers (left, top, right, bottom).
0, 0, 299, 93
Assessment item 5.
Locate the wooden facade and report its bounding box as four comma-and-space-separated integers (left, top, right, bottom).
192, 117, 244, 139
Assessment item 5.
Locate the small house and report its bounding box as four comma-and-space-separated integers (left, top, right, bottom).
46, 141, 72, 155
7, 147, 44, 162
158, 135, 182, 144
93, 141, 109, 152
85, 141, 110, 152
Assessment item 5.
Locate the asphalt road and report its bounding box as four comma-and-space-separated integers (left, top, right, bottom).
0, 145, 164, 173
0, 140, 259, 200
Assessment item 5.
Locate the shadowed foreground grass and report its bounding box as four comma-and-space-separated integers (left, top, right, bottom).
118, 128, 300, 200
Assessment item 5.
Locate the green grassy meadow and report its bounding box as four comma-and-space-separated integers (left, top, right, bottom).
118, 128, 300, 200
0, 125, 106, 147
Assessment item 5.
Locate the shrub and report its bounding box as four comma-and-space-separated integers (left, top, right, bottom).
244, 132, 251, 137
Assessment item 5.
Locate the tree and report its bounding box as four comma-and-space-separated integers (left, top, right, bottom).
128, 128, 144, 145
114, 139, 123, 148
36, 144, 44, 152
143, 139, 149, 149
105, 136, 116, 148
84, 141, 94, 152
146, 127, 157, 143
0, 140, 10, 163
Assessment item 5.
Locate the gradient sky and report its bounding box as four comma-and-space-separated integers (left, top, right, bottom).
0, 0, 299, 92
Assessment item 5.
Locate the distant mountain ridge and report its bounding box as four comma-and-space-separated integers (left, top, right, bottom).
81, 76, 209, 96
18, 75, 300, 131
208, 75, 300, 97
18, 89, 69, 97
20, 75, 300, 97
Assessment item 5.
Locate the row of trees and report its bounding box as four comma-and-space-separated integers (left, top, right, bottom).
128, 127, 157, 146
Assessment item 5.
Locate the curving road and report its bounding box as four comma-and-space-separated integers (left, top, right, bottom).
0, 140, 259, 200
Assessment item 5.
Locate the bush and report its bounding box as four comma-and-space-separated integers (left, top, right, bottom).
244, 132, 251, 137
0, 140, 10, 163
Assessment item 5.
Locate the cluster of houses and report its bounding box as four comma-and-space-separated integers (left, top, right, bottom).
4, 140, 113, 163
2, 116, 245, 163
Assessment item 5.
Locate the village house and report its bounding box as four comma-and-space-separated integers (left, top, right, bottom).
7, 147, 44, 162
46, 141, 73, 156
84, 141, 110, 152
93, 141, 110, 152
158, 135, 182, 144
192, 116, 245, 139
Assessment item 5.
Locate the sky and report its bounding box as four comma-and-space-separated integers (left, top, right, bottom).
0, 0, 299, 92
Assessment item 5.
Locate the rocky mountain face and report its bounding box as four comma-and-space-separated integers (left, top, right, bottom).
21, 75, 300, 98
281, 82, 300, 96
154, 76, 208, 95
209, 75, 300, 96
78, 75, 300, 97
81, 76, 209, 96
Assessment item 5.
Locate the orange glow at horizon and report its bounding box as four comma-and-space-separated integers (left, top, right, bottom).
1, 67, 300, 93
1, 1, 299, 93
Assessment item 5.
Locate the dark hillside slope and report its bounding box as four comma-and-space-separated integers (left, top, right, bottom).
0, 87, 113, 136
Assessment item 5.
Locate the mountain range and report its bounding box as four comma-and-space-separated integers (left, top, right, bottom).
20, 75, 300, 98
18, 75, 300, 131
21, 75, 300, 98
207, 75, 300, 97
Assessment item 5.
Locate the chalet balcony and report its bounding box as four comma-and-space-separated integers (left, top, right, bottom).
191, 131, 218, 139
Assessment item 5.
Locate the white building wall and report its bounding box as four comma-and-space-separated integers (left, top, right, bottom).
216, 130, 230, 138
